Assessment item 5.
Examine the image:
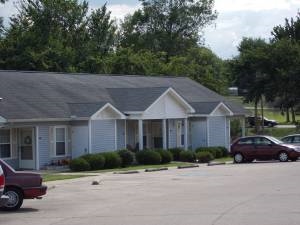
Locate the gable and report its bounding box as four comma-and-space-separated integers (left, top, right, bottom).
91, 103, 125, 120
0, 116, 6, 123
142, 88, 194, 119
210, 103, 233, 116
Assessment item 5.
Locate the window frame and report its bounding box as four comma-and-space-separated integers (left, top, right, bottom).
54, 126, 68, 157
0, 129, 12, 159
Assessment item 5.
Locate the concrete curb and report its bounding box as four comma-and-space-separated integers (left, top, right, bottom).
177, 164, 199, 169
113, 170, 140, 174
145, 167, 168, 172
207, 162, 226, 166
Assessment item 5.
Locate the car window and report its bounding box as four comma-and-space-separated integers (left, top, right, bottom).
293, 136, 300, 143
254, 137, 271, 145
282, 137, 292, 143
238, 138, 253, 145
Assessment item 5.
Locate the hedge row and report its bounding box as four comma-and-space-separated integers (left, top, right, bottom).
69, 147, 228, 171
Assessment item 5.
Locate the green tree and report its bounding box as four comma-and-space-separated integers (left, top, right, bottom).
119, 0, 217, 60
232, 38, 271, 132
164, 47, 228, 94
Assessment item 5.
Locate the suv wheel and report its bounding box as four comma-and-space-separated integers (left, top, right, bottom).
2, 187, 23, 211
234, 153, 244, 163
278, 152, 289, 162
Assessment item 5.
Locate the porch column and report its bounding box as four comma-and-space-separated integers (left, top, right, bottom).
184, 118, 188, 150
138, 119, 143, 150
162, 119, 167, 149
241, 117, 246, 137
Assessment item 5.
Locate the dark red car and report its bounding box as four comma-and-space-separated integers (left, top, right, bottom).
0, 159, 47, 211
231, 135, 300, 163
0, 165, 8, 206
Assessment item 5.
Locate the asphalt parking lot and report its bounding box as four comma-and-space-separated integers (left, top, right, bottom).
1, 161, 300, 225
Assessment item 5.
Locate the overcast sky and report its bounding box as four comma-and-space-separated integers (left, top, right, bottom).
1, 0, 300, 59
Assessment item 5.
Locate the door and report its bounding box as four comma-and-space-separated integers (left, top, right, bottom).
19, 128, 35, 169
191, 120, 207, 149
71, 126, 89, 158
253, 137, 276, 160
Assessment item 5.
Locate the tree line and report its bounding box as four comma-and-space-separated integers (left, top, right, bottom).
229, 13, 300, 126
0, 0, 229, 94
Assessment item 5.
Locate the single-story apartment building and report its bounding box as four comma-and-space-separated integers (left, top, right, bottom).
0, 70, 246, 170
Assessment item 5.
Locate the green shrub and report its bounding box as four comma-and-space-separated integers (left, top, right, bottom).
155, 149, 173, 164
179, 150, 196, 162
196, 151, 214, 163
81, 154, 105, 170
169, 148, 184, 161
196, 147, 226, 158
117, 149, 134, 167
101, 152, 122, 169
136, 150, 162, 165
217, 146, 229, 157
69, 158, 90, 171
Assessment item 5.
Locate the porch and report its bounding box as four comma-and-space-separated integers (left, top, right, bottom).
125, 119, 188, 151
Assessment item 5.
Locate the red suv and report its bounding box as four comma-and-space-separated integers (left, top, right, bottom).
231, 135, 300, 163
0, 159, 47, 211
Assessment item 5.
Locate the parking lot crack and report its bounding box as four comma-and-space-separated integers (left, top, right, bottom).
211, 194, 264, 225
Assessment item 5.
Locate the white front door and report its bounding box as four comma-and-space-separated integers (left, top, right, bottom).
19, 128, 35, 169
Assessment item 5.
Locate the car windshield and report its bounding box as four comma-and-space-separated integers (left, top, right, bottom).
267, 136, 283, 144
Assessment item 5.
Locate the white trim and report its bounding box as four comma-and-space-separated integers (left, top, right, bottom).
144, 88, 195, 114
124, 111, 143, 114
124, 120, 127, 148
53, 126, 68, 157
88, 119, 92, 153
91, 103, 126, 120
0, 128, 12, 159
210, 102, 233, 116
114, 120, 117, 150
138, 120, 143, 150
0, 116, 6, 123
162, 119, 167, 149
35, 126, 40, 170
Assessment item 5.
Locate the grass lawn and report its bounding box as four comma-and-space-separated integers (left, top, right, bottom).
42, 174, 92, 182
212, 157, 233, 163
90, 162, 195, 173
246, 127, 297, 138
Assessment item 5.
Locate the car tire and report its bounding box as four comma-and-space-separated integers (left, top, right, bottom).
278, 151, 289, 162
234, 153, 244, 163
2, 187, 23, 211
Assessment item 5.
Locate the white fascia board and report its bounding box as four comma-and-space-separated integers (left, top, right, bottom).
210, 102, 233, 116
0, 116, 6, 123
144, 87, 195, 114
90, 103, 126, 120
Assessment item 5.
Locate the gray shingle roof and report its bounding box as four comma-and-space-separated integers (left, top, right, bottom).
0, 70, 246, 120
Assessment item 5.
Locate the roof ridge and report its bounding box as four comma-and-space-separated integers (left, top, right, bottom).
0, 70, 189, 79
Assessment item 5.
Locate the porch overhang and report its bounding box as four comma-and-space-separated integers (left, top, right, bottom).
0, 115, 7, 126
91, 103, 126, 120
210, 102, 233, 116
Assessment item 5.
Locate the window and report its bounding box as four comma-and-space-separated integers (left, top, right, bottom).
293, 136, 300, 143
0, 129, 11, 158
238, 138, 253, 145
254, 137, 271, 145
55, 127, 66, 156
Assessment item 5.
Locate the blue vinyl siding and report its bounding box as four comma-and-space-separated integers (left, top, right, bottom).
91, 120, 116, 153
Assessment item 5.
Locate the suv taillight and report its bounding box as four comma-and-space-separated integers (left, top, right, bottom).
0, 174, 4, 189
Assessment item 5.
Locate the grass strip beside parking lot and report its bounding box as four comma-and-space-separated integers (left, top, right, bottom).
212, 157, 233, 163
42, 174, 92, 182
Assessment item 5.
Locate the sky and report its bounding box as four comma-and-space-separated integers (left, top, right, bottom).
1, 0, 300, 59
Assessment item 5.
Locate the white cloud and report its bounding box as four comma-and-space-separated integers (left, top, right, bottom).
215, 0, 295, 12
90, 3, 141, 21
